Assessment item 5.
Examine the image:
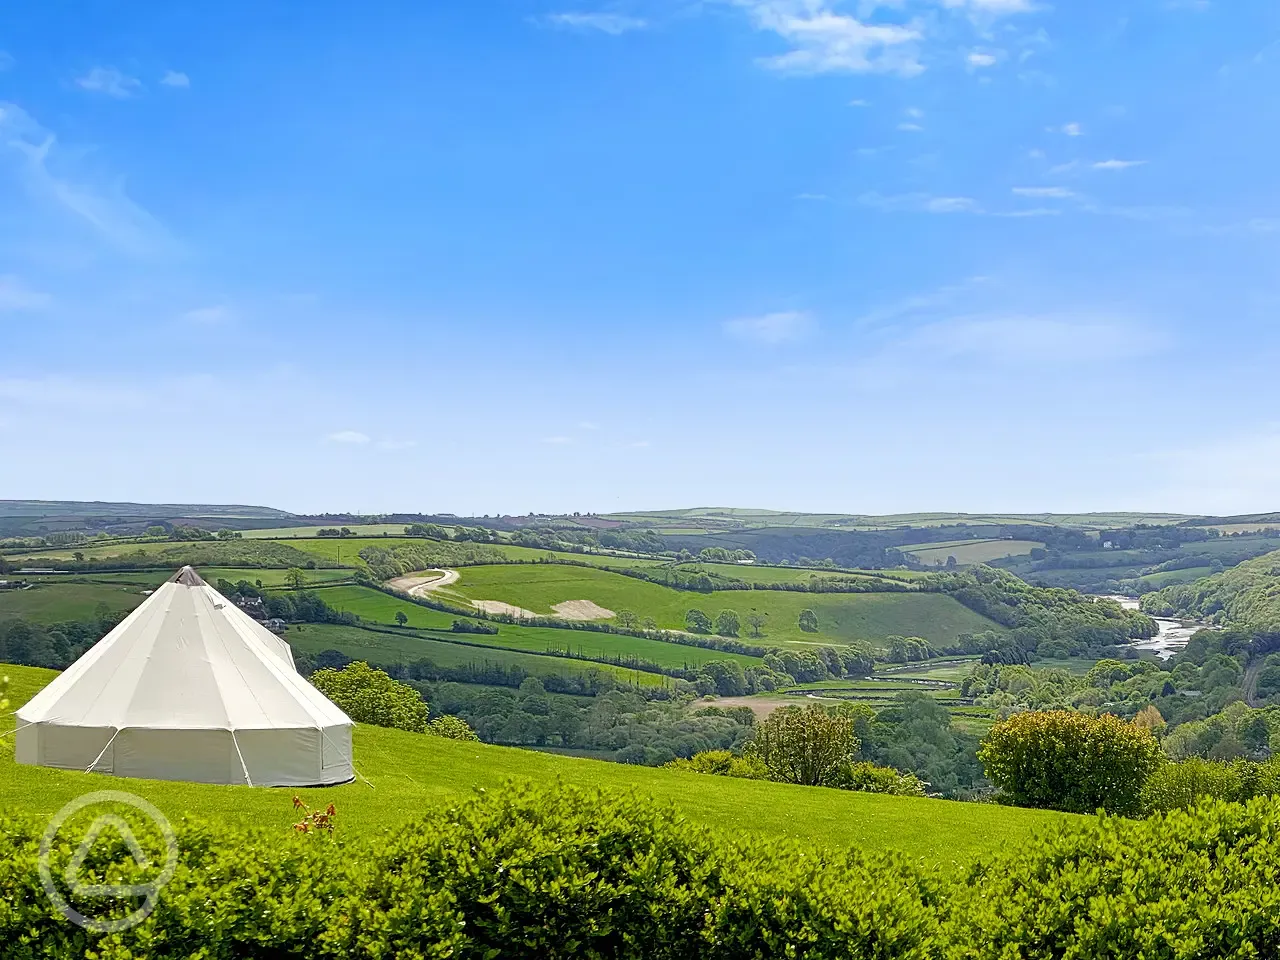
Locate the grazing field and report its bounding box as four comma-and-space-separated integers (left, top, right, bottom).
287, 624, 674, 688
670, 562, 917, 587
243, 524, 410, 538
0, 581, 151, 622
0, 663, 1072, 867
308, 584, 763, 669
202, 566, 353, 587
443, 564, 1003, 648
903, 539, 1044, 565
1138, 566, 1216, 588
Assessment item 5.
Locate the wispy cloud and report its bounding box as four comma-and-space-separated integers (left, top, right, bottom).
0, 275, 52, 311
327, 430, 371, 444
1093, 159, 1146, 170
160, 70, 190, 88
860, 192, 982, 214
849, 98, 871, 107
795, 192, 831, 201
736, 1, 924, 76
0, 102, 172, 256
1059, 121, 1083, 136
967, 51, 998, 68
543, 12, 647, 34
896, 314, 1161, 364
75, 66, 142, 98
723, 310, 815, 344
1012, 186, 1076, 198
898, 122, 924, 132
942, 0, 1036, 13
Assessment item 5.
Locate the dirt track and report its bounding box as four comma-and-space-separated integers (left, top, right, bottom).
386, 568, 460, 597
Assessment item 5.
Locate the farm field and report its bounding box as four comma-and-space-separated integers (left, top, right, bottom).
0, 663, 1072, 866
903, 539, 1044, 565
244, 524, 409, 538
307, 584, 763, 669
203, 566, 353, 587
442, 564, 1003, 648
669, 562, 916, 586
287, 624, 673, 688
0, 580, 151, 622
1138, 566, 1216, 588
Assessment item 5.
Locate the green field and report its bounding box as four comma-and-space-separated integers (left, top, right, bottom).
1138, 566, 1215, 588
243, 524, 411, 538
0, 581, 151, 622
310, 584, 762, 669
202, 567, 353, 587
903, 539, 1044, 565
287, 624, 674, 688
441, 564, 1003, 648
669, 562, 916, 587
0, 663, 1072, 867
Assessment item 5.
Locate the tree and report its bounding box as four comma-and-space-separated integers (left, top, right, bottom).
309, 661, 430, 732
798, 609, 819, 633
746, 705, 859, 787
746, 611, 768, 638
395, 610, 409, 627
428, 715, 479, 741
685, 609, 713, 634
715, 610, 741, 637
641, 616, 658, 631
616, 610, 639, 629
978, 711, 1163, 815
1133, 704, 1166, 736
285, 568, 307, 592
145, 525, 167, 538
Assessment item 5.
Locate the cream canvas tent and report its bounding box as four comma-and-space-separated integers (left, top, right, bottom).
15, 567, 354, 787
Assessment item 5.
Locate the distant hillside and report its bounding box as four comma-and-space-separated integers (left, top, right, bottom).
1142, 548, 1280, 629
0, 499, 303, 538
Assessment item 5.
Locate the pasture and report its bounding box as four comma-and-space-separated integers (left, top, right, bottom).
902, 539, 1044, 565
0, 580, 151, 622
442, 564, 1003, 648
1138, 566, 1216, 588
308, 584, 763, 669
670, 562, 918, 587
0, 663, 1071, 867
289, 624, 675, 687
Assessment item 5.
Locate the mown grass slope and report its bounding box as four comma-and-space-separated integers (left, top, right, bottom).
1, 663, 1070, 868
444, 564, 1002, 648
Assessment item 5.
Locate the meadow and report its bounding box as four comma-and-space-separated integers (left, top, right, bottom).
308, 584, 763, 669
0, 580, 151, 622
441, 563, 1003, 648
903, 539, 1044, 565
669, 561, 917, 586
0, 663, 1071, 867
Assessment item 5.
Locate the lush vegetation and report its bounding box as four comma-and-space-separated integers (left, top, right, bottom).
1143, 546, 1280, 628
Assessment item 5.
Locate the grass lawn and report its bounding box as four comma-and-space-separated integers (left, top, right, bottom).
445, 564, 1003, 648
308, 584, 763, 669
288, 624, 674, 688
0, 663, 1073, 869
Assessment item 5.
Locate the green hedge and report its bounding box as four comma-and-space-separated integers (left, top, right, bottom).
8, 782, 1280, 958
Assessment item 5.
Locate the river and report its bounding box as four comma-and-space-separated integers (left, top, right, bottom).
1101, 595, 1204, 660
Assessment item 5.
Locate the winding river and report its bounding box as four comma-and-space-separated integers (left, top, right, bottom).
1102, 595, 1204, 660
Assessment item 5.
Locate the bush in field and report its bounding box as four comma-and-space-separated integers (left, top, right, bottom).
684, 609, 713, 634
1142, 756, 1280, 814
665, 749, 770, 780
978, 710, 1162, 815
427, 715, 479, 741
745, 704, 859, 787
835, 761, 927, 797
310, 661, 430, 733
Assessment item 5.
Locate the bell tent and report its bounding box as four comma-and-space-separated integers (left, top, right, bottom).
15, 566, 354, 787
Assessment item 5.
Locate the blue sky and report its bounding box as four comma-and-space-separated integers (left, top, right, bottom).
1, 0, 1278, 516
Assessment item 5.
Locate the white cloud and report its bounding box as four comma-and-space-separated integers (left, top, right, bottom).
544, 12, 647, 34
723, 310, 815, 344
849, 98, 871, 106
900, 315, 1160, 363
736, 1, 925, 76
0, 275, 52, 311
1012, 186, 1076, 198
898, 122, 924, 132
1060, 122, 1083, 136
967, 51, 998, 67
904, 106, 925, 118
160, 70, 190, 88
75, 67, 142, 98
860, 191, 982, 214
795, 192, 831, 200
941, 0, 1035, 11
0, 102, 172, 256
182, 305, 231, 325
327, 431, 371, 444
1093, 159, 1147, 170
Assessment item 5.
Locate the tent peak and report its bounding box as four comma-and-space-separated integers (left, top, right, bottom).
170, 565, 206, 587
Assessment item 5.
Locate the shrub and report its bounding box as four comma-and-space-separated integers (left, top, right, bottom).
745, 704, 859, 787
310, 661, 430, 733
1143, 756, 1280, 814
428, 715, 480, 741
665, 749, 770, 780
978, 710, 1162, 815
835, 761, 927, 797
